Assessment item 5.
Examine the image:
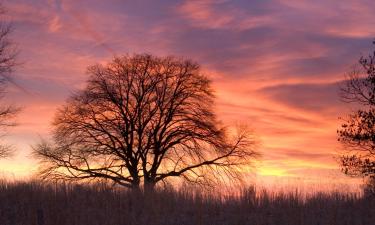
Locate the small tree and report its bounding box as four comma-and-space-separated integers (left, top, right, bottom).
35, 54, 257, 191
0, 6, 19, 159
338, 42, 375, 188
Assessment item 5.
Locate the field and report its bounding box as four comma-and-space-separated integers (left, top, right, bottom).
0, 181, 374, 225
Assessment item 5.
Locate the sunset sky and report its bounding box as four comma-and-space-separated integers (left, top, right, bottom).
0, 0, 374, 190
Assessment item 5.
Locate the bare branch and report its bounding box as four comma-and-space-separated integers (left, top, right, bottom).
338, 43, 375, 185
34, 54, 258, 190
0, 4, 19, 159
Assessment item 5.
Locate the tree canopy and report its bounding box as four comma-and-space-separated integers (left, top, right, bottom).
338, 44, 375, 181
0, 5, 19, 159
35, 54, 257, 190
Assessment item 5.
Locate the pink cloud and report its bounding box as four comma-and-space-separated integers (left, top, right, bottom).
177, 0, 275, 30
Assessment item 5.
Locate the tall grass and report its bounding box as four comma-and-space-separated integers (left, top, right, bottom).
0, 180, 373, 225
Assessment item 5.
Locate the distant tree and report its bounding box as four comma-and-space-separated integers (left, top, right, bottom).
34, 54, 257, 191
338, 42, 375, 186
363, 176, 375, 197
0, 6, 19, 159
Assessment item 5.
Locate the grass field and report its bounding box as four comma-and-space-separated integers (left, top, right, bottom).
0, 180, 374, 225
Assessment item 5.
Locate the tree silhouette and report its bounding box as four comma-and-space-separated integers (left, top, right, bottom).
338, 42, 375, 184
0, 6, 19, 159
35, 54, 257, 191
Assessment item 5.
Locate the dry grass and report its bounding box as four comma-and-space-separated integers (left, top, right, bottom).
0, 180, 374, 225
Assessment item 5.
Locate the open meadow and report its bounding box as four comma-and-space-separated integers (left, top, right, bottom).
0, 181, 374, 225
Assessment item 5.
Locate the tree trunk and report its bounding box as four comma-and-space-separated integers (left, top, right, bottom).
129, 178, 141, 193
143, 180, 156, 195
130, 183, 141, 192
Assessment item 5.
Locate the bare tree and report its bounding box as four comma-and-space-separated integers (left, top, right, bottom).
0, 6, 19, 159
338, 42, 375, 185
34, 54, 257, 191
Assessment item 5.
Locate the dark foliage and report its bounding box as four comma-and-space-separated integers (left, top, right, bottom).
339, 42, 375, 192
